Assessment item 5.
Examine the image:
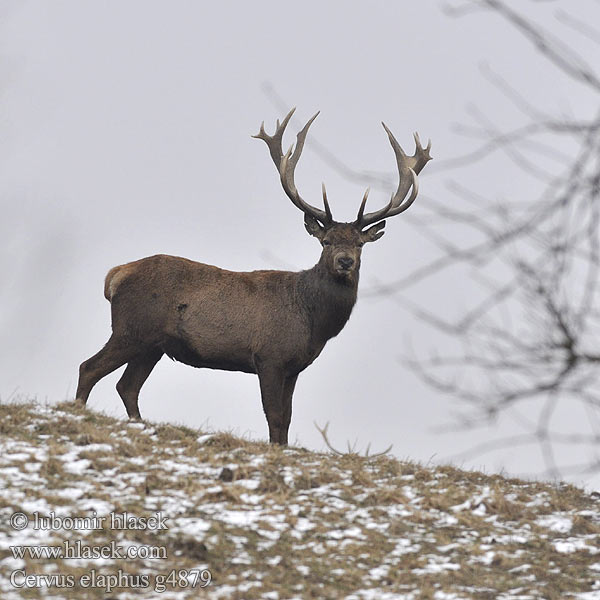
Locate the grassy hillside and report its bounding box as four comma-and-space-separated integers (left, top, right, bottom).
0, 401, 599, 599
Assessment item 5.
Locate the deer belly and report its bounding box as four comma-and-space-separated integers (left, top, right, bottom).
161, 336, 256, 374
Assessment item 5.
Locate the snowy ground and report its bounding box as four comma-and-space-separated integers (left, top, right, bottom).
0, 401, 599, 599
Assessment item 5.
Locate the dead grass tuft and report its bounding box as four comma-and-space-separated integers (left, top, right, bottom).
350, 465, 375, 487
572, 513, 600, 535
257, 465, 288, 494
362, 487, 406, 506
39, 455, 66, 480
202, 432, 245, 450
487, 485, 524, 521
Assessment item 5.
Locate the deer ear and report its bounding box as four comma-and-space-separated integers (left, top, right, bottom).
361, 221, 386, 243
304, 214, 325, 240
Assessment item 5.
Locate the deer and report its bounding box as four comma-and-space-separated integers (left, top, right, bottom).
75, 108, 431, 444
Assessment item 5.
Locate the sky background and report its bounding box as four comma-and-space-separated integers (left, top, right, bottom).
3, 1, 600, 488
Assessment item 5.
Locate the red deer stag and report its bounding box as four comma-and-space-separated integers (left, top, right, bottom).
76, 109, 431, 444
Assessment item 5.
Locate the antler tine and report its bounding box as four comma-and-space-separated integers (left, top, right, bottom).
356, 188, 370, 223
252, 107, 296, 169
356, 123, 432, 229
365, 443, 393, 458
254, 109, 332, 225
314, 421, 393, 458
280, 111, 332, 225
314, 421, 346, 455
321, 182, 333, 223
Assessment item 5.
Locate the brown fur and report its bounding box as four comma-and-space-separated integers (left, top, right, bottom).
77, 109, 430, 444
76, 221, 382, 444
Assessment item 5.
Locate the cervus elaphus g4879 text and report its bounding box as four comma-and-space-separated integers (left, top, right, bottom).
76, 109, 432, 444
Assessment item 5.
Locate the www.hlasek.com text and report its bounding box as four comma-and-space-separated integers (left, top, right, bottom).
11, 540, 167, 560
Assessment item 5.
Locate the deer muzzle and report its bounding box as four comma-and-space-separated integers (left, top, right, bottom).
335, 254, 355, 273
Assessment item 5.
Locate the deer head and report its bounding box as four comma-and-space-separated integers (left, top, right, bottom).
253, 108, 432, 283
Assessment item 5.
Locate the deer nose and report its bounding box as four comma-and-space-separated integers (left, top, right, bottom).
337, 256, 354, 270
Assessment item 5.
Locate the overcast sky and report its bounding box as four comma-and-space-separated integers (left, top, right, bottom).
2, 1, 599, 489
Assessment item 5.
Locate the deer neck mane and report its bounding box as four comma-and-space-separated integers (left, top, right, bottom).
297, 262, 359, 343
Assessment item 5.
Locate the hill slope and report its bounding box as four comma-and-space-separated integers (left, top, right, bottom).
0, 401, 599, 599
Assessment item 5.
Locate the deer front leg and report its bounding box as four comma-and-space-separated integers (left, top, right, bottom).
257, 367, 286, 444
279, 374, 298, 445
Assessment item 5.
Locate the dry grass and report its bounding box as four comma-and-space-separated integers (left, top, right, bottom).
0, 400, 598, 599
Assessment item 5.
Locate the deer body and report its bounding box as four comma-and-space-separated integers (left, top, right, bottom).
105, 253, 357, 375
76, 109, 431, 444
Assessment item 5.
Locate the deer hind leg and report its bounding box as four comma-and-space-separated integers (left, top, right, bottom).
76, 335, 138, 406
116, 350, 163, 420
257, 367, 287, 444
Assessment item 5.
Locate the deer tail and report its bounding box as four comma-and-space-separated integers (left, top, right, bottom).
104, 266, 123, 302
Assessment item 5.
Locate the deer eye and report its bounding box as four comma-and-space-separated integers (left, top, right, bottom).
322, 239, 331, 246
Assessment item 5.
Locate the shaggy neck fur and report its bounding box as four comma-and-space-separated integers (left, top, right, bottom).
297, 259, 359, 345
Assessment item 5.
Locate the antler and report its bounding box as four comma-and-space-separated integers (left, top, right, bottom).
253, 108, 333, 226
314, 421, 393, 458
355, 126, 432, 229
